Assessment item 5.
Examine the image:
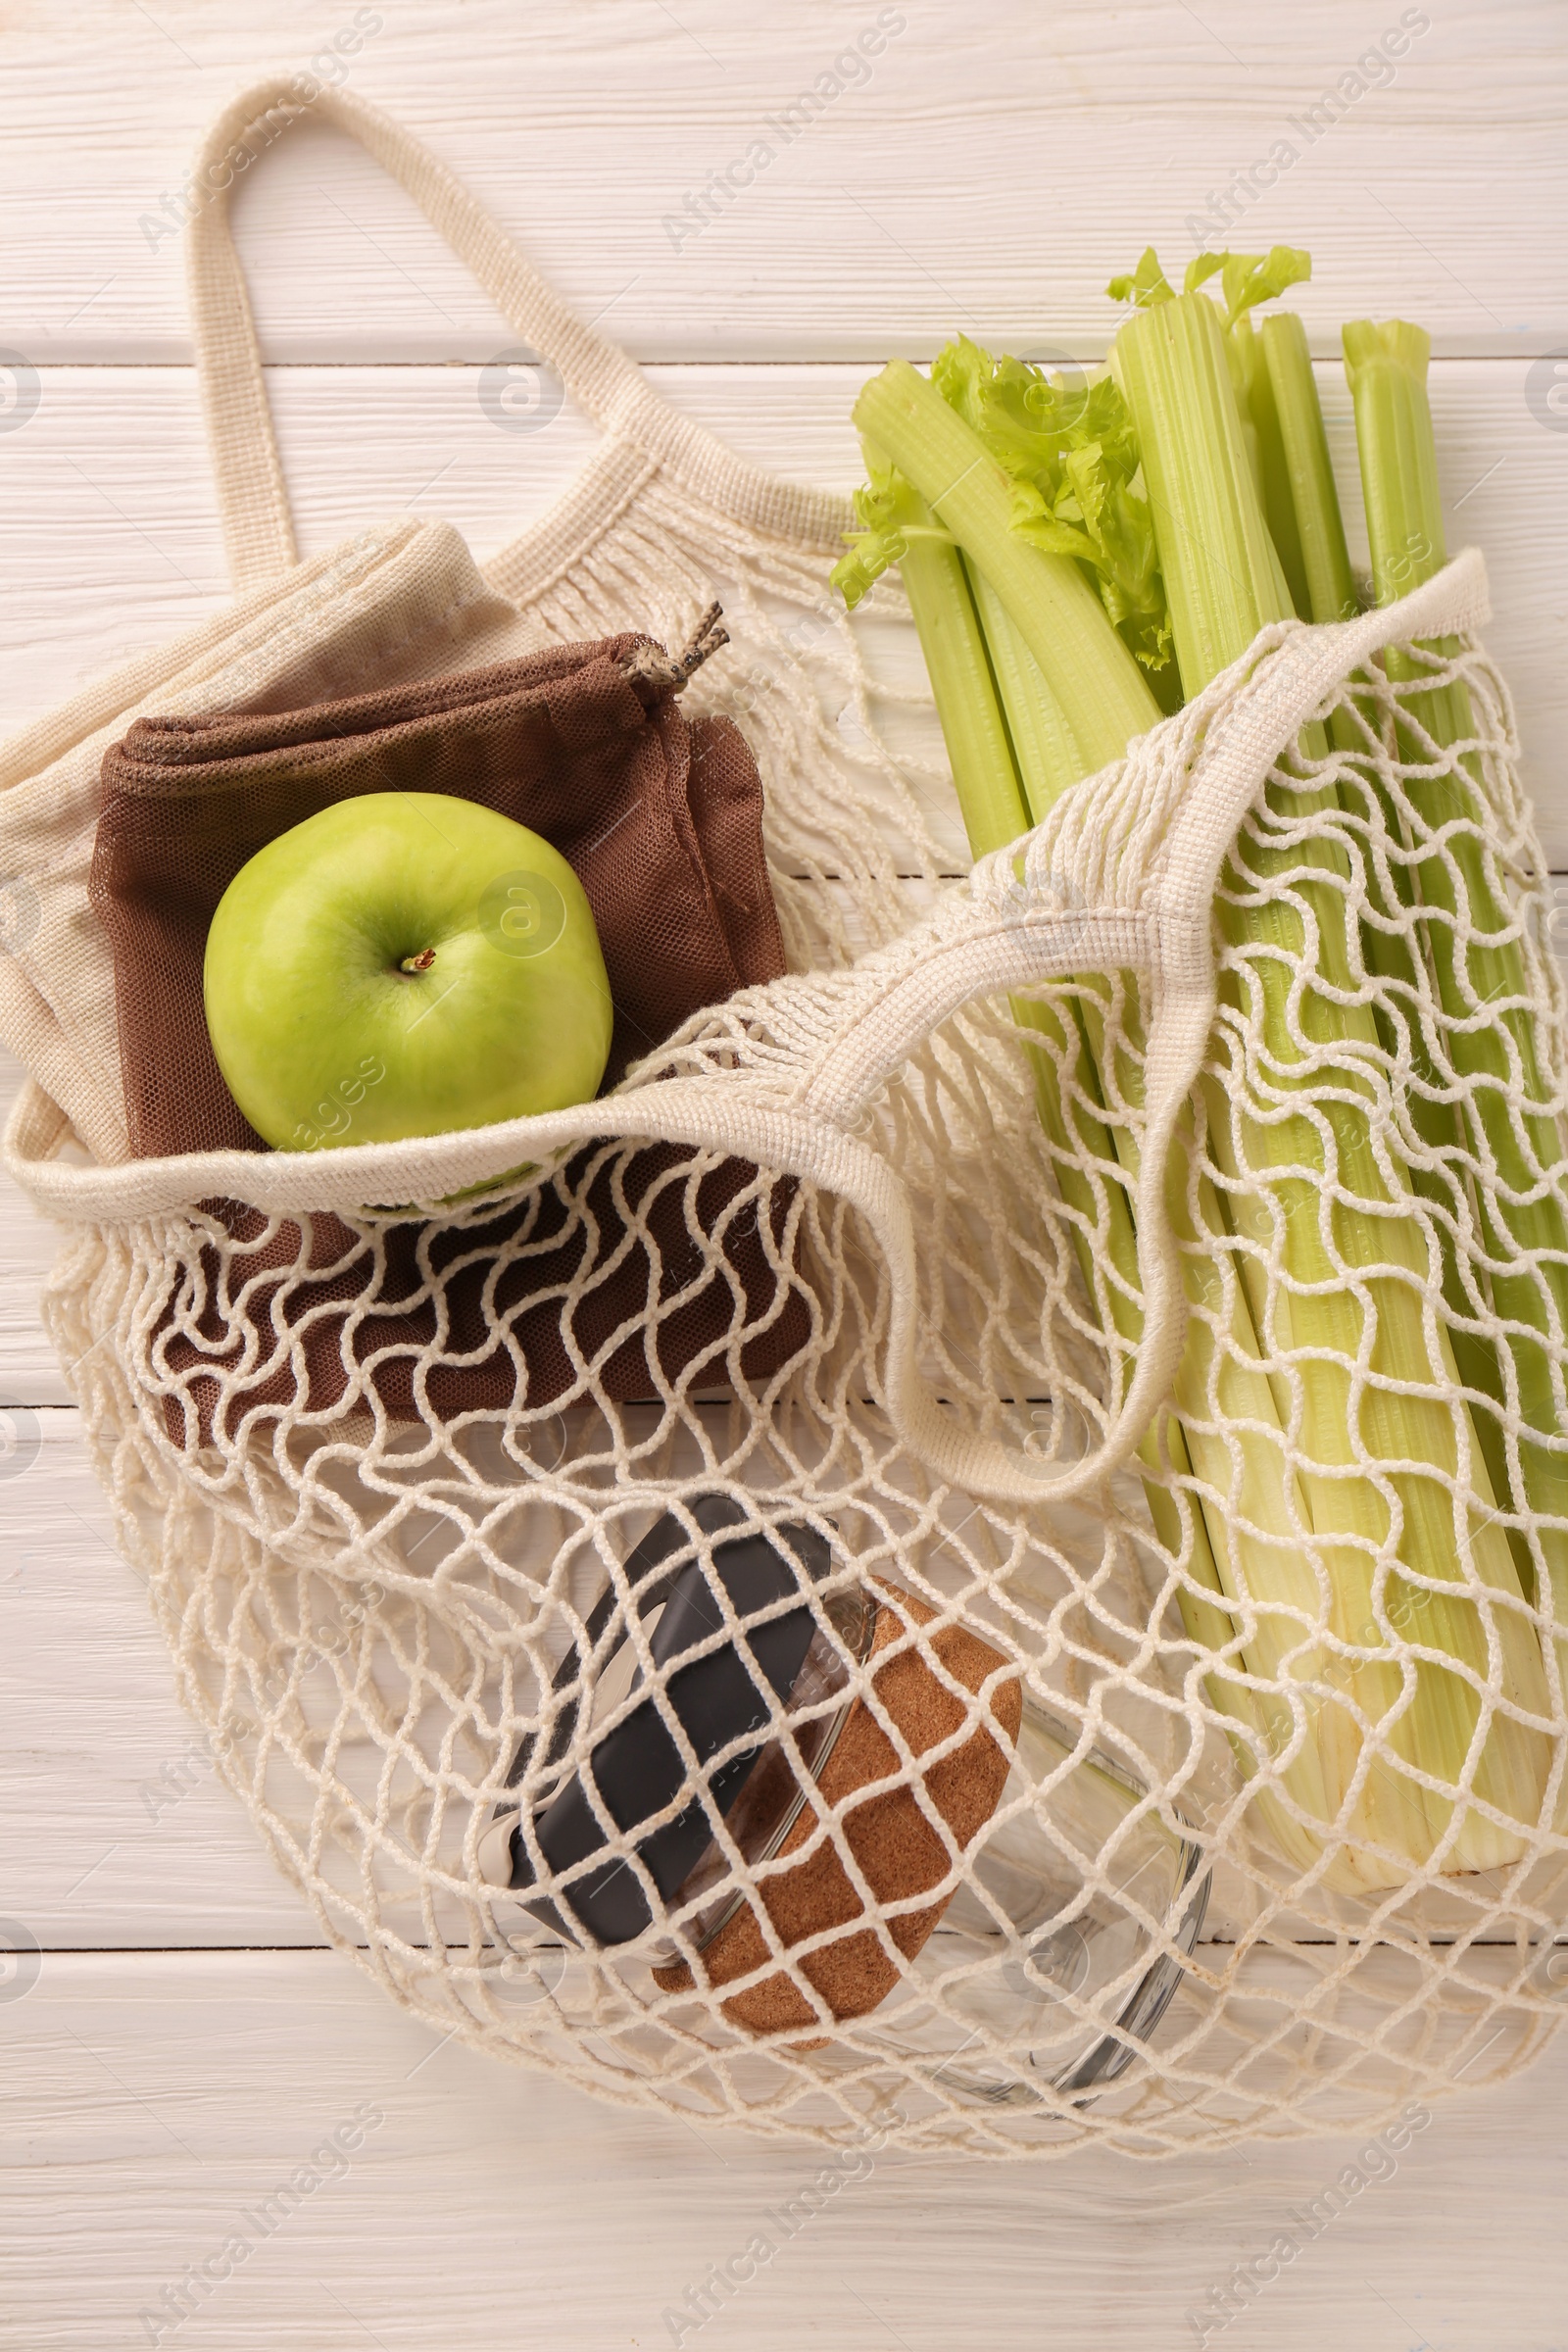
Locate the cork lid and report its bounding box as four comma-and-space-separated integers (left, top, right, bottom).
651, 1579, 1022, 2041
478, 1502, 1021, 2045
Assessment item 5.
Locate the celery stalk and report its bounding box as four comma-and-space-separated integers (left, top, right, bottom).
1256, 313, 1359, 627
958, 517, 1385, 1880
1189, 271, 1511, 1650
1112, 295, 1285, 694
887, 511, 1031, 858
870, 465, 1309, 1828
874, 464, 1147, 1362
852, 362, 1158, 773
1230, 314, 1310, 620
1345, 320, 1568, 1645
1254, 311, 1530, 1592
1245, 313, 1491, 1446
1114, 288, 1550, 1875
959, 564, 1175, 1402
963, 564, 1085, 807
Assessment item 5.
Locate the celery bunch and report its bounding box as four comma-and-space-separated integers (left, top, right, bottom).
834, 251, 1555, 1887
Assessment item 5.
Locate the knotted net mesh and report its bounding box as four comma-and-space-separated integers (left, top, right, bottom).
35, 504, 1568, 2157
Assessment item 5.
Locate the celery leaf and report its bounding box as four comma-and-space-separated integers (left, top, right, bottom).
930, 334, 997, 434
942, 343, 1178, 707
1217, 246, 1311, 330
1106, 247, 1174, 309
831, 459, 955, 609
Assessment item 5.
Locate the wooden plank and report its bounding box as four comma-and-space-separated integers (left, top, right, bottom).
0, 357, 1561, 850
0, 1394, 1548, 1968
1, 1946, 1564, 2348
0, 1394, 1230, 1950
2, 0, 1564, 363
0, 1052, 69, 1404
0, 1405, 324, 1943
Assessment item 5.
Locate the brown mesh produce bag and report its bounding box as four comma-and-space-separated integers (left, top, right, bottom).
89, 615, 810, 1419
91, 612, 782, 1156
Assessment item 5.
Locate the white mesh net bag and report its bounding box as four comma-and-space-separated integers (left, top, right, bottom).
6, 85, 1568, 2162
13, 524, 1568, 2156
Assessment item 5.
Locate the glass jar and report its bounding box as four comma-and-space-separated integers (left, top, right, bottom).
479, 1500, 1208, 2102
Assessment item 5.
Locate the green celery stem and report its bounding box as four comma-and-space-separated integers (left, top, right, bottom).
853, 360, 1161, 770
938, 455, 1355, 1868
887, 507, 1032, 859
1231, 313, 1311, 621
1346, 319, 1568, 1604
1257, 312, 1359, 626
1112, 293, 1289, 688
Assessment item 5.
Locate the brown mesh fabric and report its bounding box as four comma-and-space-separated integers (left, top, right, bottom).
155, 1145, 813, 1448
90, 630, 787, 1159
91, 626, 806, 1418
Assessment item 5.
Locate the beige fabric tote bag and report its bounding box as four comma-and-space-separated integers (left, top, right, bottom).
5, 78, 1568, 2159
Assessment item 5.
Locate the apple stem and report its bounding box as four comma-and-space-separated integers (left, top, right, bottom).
398, 949, 436, 975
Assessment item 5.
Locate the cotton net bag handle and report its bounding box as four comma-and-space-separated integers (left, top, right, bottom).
183, 74, 846, 591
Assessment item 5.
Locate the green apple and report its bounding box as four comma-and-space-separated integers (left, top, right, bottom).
203, 793, 613, 1152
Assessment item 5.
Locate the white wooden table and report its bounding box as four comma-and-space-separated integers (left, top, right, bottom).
3, 4, 1566, 2343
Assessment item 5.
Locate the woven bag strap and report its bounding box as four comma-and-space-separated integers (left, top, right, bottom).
184, 76, 849, 592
